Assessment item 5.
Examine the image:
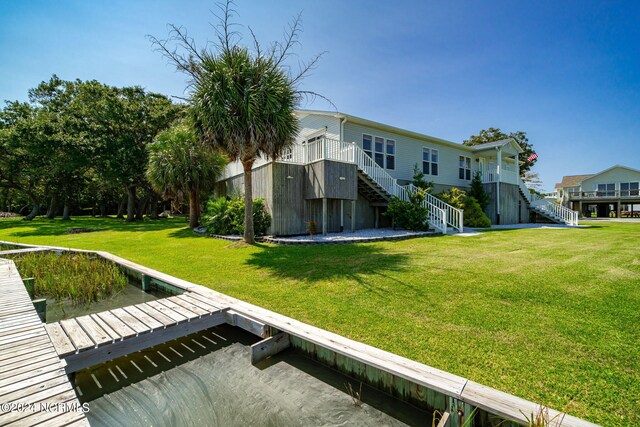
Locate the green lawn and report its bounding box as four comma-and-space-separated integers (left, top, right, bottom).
0, 217, 638, 426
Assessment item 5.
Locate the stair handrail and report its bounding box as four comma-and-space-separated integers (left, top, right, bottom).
405, 184, 464, 232
519, 178, 579, 226
349, 141, 448, 233
280, 137, 454, 233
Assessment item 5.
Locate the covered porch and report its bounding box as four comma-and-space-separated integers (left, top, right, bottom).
473, 139, 523, 186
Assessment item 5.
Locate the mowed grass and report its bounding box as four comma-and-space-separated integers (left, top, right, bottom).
0, 217, 638, 426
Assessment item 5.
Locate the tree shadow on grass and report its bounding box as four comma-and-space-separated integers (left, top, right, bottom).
244, 243, 412, 295
0, 216, 187, 238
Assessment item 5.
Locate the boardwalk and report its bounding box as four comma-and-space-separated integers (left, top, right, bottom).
0, 259, 88, 426
46, 293, 228, 373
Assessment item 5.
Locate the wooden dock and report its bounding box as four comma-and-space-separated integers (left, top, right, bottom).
46, 294, 229, 373
0, 241, 601, 427
0, 259, 89, 426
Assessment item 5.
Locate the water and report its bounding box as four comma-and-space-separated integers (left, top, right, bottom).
77, 325, 428, 427
45, 280, 164, 323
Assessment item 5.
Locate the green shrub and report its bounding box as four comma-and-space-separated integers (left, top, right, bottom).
385, 188, 430, 231
13, 252, 128, 305
203, 196, 271, 236
463, 196, 492, 228
469, 171, 490, 211
436, 187, 466, 209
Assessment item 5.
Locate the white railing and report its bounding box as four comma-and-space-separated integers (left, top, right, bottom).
405, 183, 464, 232
481, 167, 518, 185
281, 138, 452, 233
519, 178, 579, 226
280, 138, 355, 164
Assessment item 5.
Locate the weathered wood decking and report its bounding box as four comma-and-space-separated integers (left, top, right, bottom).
0, 259, 88, 426
46, 294, 228, 373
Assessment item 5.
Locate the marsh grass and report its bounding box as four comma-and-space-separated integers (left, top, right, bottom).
12, 251, 128, 306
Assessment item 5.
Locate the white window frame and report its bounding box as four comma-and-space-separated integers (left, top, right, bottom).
386, 139, 395, 170
422, 147, 439, 176
362, 133, 397, 170
459, 156, 471, 180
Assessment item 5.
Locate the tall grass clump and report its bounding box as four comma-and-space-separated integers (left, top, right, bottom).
13, 252, 128, 305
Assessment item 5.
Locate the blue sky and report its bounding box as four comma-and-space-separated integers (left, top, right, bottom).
1, 1, 638, 191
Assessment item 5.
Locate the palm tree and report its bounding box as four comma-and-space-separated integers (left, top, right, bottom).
150, 1, 326, 243
146, 122, 226, 228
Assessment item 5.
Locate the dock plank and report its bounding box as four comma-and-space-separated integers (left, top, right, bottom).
155, 298, 200, 320
110, 308, 150, 335
89, 314, 122, 342
59, 319, 95, 352
165, 295, 209, 317
136, 303, 177, 326
94, 311, 136, 339
43, 323, 76, 357
178, 293, 222, 312
146, 300, 188, 323
122, 305, 164, 330
75, 315, 113, 346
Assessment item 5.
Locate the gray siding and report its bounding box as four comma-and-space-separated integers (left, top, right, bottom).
304, 161, 357, 200
271, 163, 306, 235
483, 183, 529, 225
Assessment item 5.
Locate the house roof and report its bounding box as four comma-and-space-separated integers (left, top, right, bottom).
296, 109, 526, 154
555, 174, 594, 189
555, 165, 640, 189
296, 109, 474, 151
469, 138, 524, 154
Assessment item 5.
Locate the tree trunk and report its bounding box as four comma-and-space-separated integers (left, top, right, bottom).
99, 203, 107, 218
136, 196, 147, 221
149, 193, 161, 220
62, 199, 71, 220
188, 187, 200, 228
23, 195, 39, 221
46, 194, 57, 219
126, 186, 136, 222
242, 160, 255, 244
116, 195, 126, 219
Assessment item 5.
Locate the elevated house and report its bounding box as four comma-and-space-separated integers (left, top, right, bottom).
556, 165, 640, 217
216, 110, 578, 236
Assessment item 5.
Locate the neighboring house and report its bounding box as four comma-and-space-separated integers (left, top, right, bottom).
556, 165, 640, 217
216, 110, 578, 236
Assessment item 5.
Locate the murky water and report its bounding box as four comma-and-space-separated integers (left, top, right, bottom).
76, 325, 428, 427
45, 281, 164, 323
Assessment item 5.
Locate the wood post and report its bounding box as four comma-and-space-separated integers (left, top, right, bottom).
375, 207, 379, 228
250, 332, 290, 365
23, 277, 35, 299
142, 274, 151, 291
351, 200, 356, 232
322, 198, 328, 235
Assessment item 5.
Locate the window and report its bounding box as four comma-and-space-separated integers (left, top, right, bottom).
364, 134, 397, 170
386, 140, 395, 170
620, 182, 639, 196
374, 137, 385, 167
304, 134, 325, 144
431, 149, 438, 176
596, 183, 615, 197
422, 148, 438, 176
362, 134, 372, 158
459, 156, 471, 180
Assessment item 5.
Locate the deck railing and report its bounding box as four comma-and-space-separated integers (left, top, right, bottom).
280, 138, 451, 233
568, 190, 640, 199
